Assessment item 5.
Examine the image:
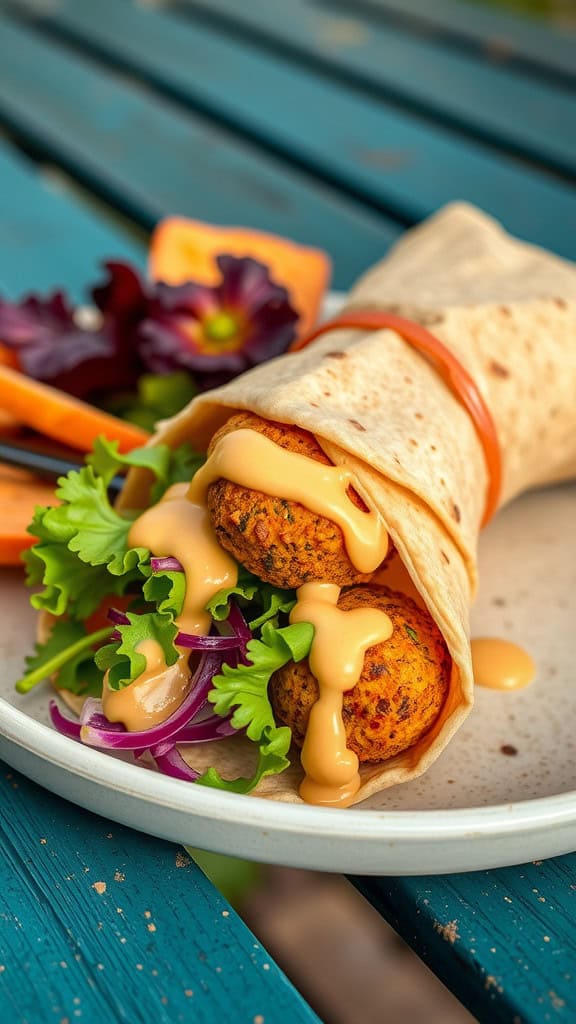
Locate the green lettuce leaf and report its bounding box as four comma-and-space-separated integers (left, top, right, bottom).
207, 570, 296, 629
95, 611, 179, 691
197, 621, 314, 793
25, 436, 204, 620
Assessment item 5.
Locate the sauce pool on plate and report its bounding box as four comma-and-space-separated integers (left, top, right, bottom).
471, 637, 535, 691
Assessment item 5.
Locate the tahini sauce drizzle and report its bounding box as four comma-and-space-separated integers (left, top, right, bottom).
102, 482, 237, 730
471, 637, 535, 691
128, 482, 238, 637
291, 583, 393, 807
101, 639, 192, 730
189, 429, 388, 573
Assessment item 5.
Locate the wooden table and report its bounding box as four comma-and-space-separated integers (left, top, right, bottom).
1, 1, 575, 1020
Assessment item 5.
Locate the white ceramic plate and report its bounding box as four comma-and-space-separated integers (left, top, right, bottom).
1, 294, 575, 874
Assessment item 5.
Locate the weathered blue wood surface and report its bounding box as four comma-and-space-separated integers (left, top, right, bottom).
352, 858, 576, 1022
6, 0, 576, 261
0, 140, 142, 300
0, 11, 401, 291
334, 0, 576, 83
0, 763, 321, 1024
179, 0, 576, 176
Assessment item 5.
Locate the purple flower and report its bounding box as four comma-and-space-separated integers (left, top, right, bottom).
0, 255, 299, 403
138, 255, 299, 387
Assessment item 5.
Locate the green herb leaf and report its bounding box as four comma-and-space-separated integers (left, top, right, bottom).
111, 371, 198, 432
95, 611, 179, 691
198, 621, 313, 793
207, 570, 295, 629
404, 625, 420, 644
24, 437, 204, 621
87, 435, 174, 489
16, 621, 112, 695
206, 580, 259, 621
142, 568, 186, 620
197, 727, 292, 794
26, 542, 139, 620
248, 585, 296, 630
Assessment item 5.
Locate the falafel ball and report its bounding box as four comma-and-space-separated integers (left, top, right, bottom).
270, 585, 451, 764
206, 412, 393, 589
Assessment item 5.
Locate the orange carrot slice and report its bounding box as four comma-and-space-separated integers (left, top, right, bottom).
0, 465, 59, 565
149, 217, 331, 338
0, 364, 149, 454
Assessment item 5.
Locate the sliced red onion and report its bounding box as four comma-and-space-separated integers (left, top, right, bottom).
49, 700, 82, 739
175, 631, 241, 650
175, 716, 237, 744
80, 651, 222, 750
107, 607, 244, 651
150, 743, 200, 781
227, 601, 251, 643
107, 607, 130, 626
151, 556, 183, 573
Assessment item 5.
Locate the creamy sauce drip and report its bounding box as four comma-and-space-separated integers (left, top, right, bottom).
110, 483, 237, 731
101, 639, 192, 731
189, 428, 388, 573
291, 582, 393, 807
128, 482, 238, 637
471, 637, 535, 691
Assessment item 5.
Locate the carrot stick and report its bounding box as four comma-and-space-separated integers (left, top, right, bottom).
0, 364, 149, 454
0, 466, 59, 565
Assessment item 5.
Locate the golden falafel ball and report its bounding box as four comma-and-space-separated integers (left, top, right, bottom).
270, 585, 451, 764
206, 412, 393, 589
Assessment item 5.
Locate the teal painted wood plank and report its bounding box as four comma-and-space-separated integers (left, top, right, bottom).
352, 858, 576, 1022
0, 762, 320, 1024
332, 0, 576, 84
9, 0, 576, 262
0, 140, 142, 300
177, 0, 576, 177
0, 15, 401, 290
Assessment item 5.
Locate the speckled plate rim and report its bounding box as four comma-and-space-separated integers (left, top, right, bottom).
3, 698, 576, 838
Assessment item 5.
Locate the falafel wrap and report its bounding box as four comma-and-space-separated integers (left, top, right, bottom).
21, 203, 576, 808
109, 202, 576, 805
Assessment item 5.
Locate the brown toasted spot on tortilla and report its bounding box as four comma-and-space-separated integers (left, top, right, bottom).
489, 360, 510, 378
499, 305, 511, 317
451, 502, 461, 523
309, 401, 319, 408
348, 418, 367, 432
415, 412, 424, 420
326, 350, 347, 359
419, 312, 444, 327
440, 550, 450, 565
430, 443, 437, 452
409, 438, 418, 447
323, 390, 332, 397
553, 298, 567, 309
403, 376, 413, 385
